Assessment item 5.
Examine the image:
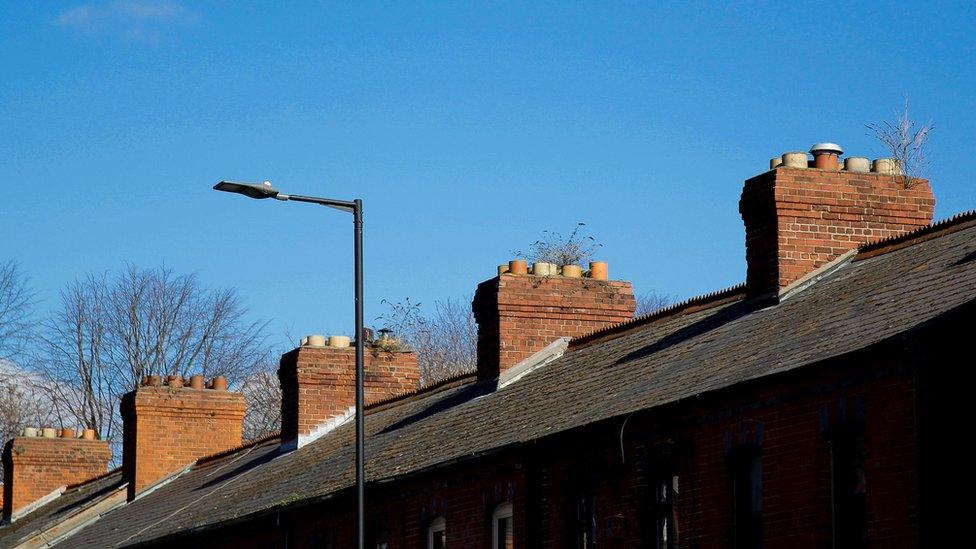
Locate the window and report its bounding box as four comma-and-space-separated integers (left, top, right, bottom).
575, 493, 595, 549
492, 502, 514, 549
729, 446, 762, 549
428, 517, 446, 549
653, 474, 679, 549
830, 429, 867, 549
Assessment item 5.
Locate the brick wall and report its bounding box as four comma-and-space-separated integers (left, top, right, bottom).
279, 346, 420, 446
121, 384, 245, 500
739, 167, 935, 296
2, 437, 110, 519
473, 274, 635, 379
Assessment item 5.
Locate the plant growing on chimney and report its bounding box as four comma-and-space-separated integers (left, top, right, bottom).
514, 222, 602, 266
866, 99, 935, 188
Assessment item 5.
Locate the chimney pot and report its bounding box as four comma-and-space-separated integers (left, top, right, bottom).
166, 375, 184, 388
22, 427, 37, 437
810, 143, 843, 170
306, 334, 326, 347
844, 156, 871, 173
147, 375, 161, 387
211, 376, 228, 391
769, 157, 783, 169
497, 264, 510, 276
533, 262, 556, 276
328, 335, 351, 348
59, 428, 76, 438
561, 264, 582, 278
41, 427, 56, 438
508, 260, 528, 275
872, 158, 902, 174
82, 429, 96, 440
589, 261, 609, 280
782, 151, 809, 168
189, 374, 205, 389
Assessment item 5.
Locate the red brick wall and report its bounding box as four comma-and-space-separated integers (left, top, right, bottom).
739, 167, 934, 296
473, 274, 635, 379
2, 437, 110, 519
121, 385, 245, 500
279, 346, 420, 444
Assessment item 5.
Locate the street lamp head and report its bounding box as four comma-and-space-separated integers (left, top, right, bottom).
213, 180, 281, 200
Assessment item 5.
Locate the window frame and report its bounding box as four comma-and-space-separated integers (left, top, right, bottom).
427, 516, 446, 549
491, 502, 514, 549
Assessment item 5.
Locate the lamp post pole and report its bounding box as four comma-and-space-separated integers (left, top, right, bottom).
212, 181, 366, 549
353, 198, 365, 549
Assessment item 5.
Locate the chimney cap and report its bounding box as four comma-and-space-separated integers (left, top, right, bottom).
810, 142, 843, 155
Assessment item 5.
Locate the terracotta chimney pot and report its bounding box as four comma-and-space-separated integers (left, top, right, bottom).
810, 143, 843, 170
589, 261, 609, 280
211, 376, 228, 391
508, 260, 528, 275
189, 374, 205, 389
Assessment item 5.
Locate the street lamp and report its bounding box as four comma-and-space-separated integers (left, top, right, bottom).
213, 180, 366, 549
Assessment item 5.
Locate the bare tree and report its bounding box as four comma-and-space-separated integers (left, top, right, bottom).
36, 265, 270, 451
635, 290, 676, 316
514, 223, 602, 266
866, 99, 935, 188
0, 260, 34, 363
377, 297, 477, 385
240, 367, 282, 441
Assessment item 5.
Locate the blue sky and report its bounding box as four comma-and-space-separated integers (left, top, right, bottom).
2, 1, 974, 350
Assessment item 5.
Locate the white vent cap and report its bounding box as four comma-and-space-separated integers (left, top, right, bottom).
810, 142, 843, 155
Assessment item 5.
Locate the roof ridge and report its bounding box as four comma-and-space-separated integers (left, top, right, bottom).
856, 209, 976, 260
366, 371, 477, 412
569, 283, 747, 349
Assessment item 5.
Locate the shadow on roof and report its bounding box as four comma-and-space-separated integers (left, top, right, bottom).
377, 379, 495, 435
616, 299, 759, 365
195, 443, 280, 492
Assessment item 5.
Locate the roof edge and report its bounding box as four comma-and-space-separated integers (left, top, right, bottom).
569, 283, 747, 349
365, 371, 478, 413
855, 209, 976, 261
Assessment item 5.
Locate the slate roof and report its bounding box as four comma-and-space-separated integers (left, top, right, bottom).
8, 213, 976, 547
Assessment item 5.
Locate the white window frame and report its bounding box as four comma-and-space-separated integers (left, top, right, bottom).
491, 502, 514, 549
428, 516, 446, 549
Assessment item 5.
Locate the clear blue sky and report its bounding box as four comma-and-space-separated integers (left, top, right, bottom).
2, 1, 974, 350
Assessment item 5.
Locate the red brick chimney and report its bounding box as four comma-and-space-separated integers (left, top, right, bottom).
473, 261, 636, 380
279, 335, 420, 450
121, 376, 245, 500
740, 146, 935, 298
3, 429, 110, 520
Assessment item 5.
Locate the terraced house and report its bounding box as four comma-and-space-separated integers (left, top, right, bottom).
1, 145, 970, 548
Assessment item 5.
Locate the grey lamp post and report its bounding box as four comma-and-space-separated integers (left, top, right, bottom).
213, 180, 366, 549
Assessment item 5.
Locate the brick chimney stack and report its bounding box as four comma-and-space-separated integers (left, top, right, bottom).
740, 145, 935, 298
473, 260, 636, 380
3, 429, 110, 520
121, 375, 245, 501
279, 334, 420, 450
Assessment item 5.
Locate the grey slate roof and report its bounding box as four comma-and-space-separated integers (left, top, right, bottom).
11, 214, 976, 547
